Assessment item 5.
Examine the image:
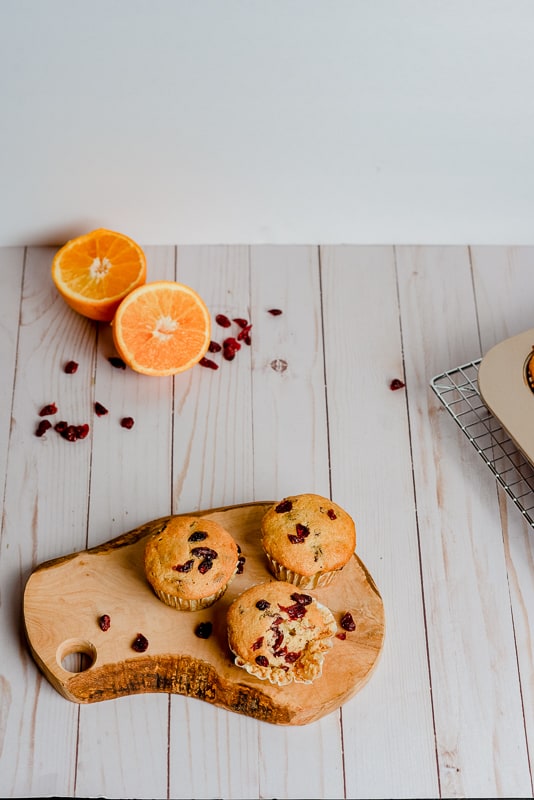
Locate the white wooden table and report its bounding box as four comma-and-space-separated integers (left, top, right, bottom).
1, 244, 534, 799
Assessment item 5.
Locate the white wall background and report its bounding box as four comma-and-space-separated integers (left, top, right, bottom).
1, 0, 534, 246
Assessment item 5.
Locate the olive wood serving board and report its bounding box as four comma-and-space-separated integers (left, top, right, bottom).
478, 328, 534, 466
23, 501, 385, 726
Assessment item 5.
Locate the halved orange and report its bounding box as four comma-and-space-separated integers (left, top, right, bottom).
51, 228, 147, 322
112, 281, 212, 376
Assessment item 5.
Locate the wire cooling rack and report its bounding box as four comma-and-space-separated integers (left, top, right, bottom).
430, 359, 534, 529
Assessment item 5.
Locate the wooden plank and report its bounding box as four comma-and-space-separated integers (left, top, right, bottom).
74, 246, 175, 799
167, 245, 260, 800
397, 245, 531, 798
250, 245, 345, 800
470, 245, 534, 790
0, 247, 24, 495
320, 245, 438, 799
0, 247, 96, 797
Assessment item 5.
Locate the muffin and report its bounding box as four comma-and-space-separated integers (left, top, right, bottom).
526, 347, 534, 393
227, 580, 337, 686
144, 516, 239, 611
260, 493, 356, 588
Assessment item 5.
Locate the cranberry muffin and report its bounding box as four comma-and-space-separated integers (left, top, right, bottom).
144, 516, 240, 611
260, 493, 356, 588
227, 581, 337, 686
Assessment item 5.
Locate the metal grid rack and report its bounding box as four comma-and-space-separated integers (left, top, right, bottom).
430, 359, 534, 529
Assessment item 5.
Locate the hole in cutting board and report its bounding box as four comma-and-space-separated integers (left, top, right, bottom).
57, 639, 96, 673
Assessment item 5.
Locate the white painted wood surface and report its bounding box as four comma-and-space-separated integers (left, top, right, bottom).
1, 245, 533, 799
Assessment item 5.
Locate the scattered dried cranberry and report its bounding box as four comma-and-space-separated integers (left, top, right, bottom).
94, 402, 108, 416
327, 508, 337, 520
199, 357, 219, 370
188, 531, 208, 542
35, 419, 52, 437
60, 425, 79, 442
195, 621, 213, 639
172, 559, 194, 573
208, 341, 222, 353
390, 378, 405, 391
284, 651, 301, 663
275, 499, 293, 513
255, 655, 269, 667
39, 403, 57, 416
132, 633, 149, 652
222, 337, 241, 361
121, 417, 134, 429
108, 356, 126, 369
252, 637, 264, 651
64, 360, 79, 374
256, 599, 270, 610
237, 323, 252, 343
340, 612, 356, 631
215, 314, 232, 328
288, 523, 310, 544
268, 308, 283, 316
75, 424, 90, 439
336, 632, 347, 640
99, 614, 111, 632
233, 318, 248, 328
198, 558, 213, 574
54, 420, 68, 434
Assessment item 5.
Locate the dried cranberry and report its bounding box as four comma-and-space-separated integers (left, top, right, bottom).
195, 621, 213, 639
222, 337, 241, 361
215, 314, 232, 328
272, 630, 284, 651
39, 403, 57, 416
255, 655, 269, 667
198, 558, 213, 574
172, 559, 194, 573
233, 317, 248, 328
199, 357, 219, 370
340, 612, 356, 631
75, 424, 90, 439
61, 425, 78, 442
279, 603, 307, 620
54, 421, 68, 434
64, 360, 78, 374
132, 633, 149, 652
252, 637, 264, 651
288, 522, 310, 544
95, 402, 108, 416
327, 509, 337, 520
191, 546, 218, 560
108, 356, 126, 369
237, 323, 252, 342
275, 499, 293, 513
256, 599, 270, 610
336, 632, 347, 640
121, 417, 134, 429
35, 419, 52, 437
208, 341, 222, 353
390, 378, 405, 390
188, 531, 208, 542
99, 614, 111, 632
268, 309, 283, 316
290, 593, 312, 605
236, 555, 246, 574
284, 652, 301, 663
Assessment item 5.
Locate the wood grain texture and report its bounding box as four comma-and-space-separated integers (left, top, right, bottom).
24, 503, 385, 724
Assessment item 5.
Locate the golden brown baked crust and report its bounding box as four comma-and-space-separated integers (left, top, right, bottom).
227, 581, 337, 685
144, 516, 239, 610
260, 493, 356, 587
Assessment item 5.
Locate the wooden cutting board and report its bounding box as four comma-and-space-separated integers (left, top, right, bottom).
23, 501, 385, 726
478, 327, 534, 465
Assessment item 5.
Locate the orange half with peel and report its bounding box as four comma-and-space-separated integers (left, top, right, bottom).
51, 228, 147, 322
112, 281, 212, 376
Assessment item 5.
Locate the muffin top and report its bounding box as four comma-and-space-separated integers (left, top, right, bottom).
144, 516, 239, 601
260, 493, 356, 577
227, 580, 337, 685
